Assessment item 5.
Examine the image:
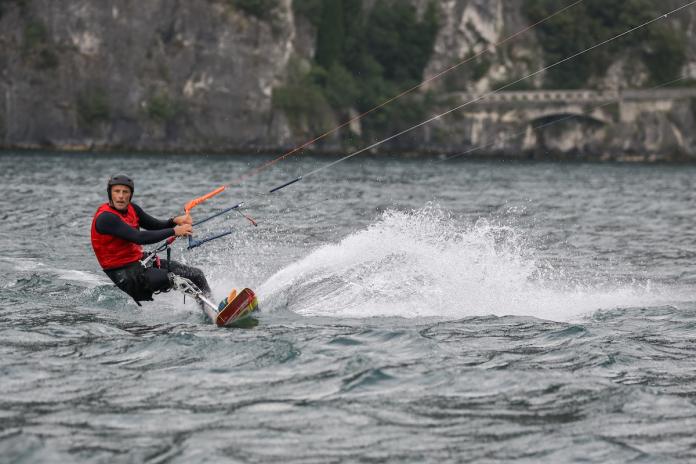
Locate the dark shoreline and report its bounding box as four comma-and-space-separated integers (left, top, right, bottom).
1, 145, 694, 165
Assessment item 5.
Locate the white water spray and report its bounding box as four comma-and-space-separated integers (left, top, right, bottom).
258, 207, 673, 322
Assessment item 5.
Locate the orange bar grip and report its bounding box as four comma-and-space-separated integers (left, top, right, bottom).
184, 186, 226, 213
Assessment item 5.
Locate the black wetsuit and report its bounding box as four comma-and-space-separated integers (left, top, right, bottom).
95, 203, 211, 303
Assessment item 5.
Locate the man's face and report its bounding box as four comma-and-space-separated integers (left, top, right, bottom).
110, 185, 132, 211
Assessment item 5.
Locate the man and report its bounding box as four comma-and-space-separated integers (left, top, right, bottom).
91, 174, 211, 305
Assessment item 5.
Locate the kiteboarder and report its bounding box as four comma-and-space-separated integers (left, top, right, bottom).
90, 174, 211, 305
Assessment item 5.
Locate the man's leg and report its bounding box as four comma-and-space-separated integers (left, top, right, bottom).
105, 262, 159, 304
143, 266, 172, 294
159, 259, 211, 297
104, 261, 209, 305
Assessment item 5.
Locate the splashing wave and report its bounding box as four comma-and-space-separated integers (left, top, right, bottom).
258, 206, 670, 321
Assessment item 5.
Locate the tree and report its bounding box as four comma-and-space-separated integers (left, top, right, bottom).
315, 0, 345, 69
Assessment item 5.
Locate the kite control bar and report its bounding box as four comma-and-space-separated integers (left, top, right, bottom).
187, 230, 233, 250
179, 189, 257, 250
193, 202, 244, 227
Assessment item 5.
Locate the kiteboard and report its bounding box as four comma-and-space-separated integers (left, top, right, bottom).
214, 288, 258, 327
168, 274, 258, 327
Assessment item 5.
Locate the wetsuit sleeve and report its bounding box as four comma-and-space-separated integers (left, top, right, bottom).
131, 203, 176, 230
95, 212, 174, 245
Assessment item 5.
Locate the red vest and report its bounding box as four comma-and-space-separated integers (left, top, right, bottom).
91, 203, 143, 270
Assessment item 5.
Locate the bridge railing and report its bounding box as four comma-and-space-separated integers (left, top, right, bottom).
443, 87, 696, 105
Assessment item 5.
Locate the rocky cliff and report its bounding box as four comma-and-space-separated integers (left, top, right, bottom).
1, 0, 695, 160
416, 0, 696, 160
1, 0, 300, 151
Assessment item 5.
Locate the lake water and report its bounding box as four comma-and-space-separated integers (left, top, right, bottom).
2, 151, 696, 462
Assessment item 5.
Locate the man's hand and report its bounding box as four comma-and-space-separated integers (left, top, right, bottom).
174, 224, 193, 237
173, 213, 192, 226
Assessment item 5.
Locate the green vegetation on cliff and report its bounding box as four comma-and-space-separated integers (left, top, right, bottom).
272, 59, 335, 135
523, 0, 687, 88
275, 0, 438, 141
22, 20, 58, 70
146, 93, 181, 123
77, 88, 110, 127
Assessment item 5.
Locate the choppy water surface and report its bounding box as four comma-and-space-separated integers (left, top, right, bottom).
2, 152, 696, 463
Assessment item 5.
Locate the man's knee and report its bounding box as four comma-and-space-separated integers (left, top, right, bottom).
161, 259, 209, 294
189, 266, 205, 279
184, 266, 210, 293
144, 267, 172, 293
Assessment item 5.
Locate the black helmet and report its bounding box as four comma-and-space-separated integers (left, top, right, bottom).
107, 174, 134, 201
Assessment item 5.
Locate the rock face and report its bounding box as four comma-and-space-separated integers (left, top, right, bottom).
1, 0, 695, 159
422, 0, 543, 95
0, 0, 299, 151
413, 0, 696, 160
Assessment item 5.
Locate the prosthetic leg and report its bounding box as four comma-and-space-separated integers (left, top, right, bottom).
168, 274, 219, 322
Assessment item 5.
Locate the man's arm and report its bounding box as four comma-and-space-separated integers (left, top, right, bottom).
131, 203, 175, 230
95, 212, 174, 245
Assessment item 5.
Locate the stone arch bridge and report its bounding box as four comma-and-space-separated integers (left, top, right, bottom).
442, 87, 696, 126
